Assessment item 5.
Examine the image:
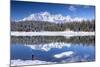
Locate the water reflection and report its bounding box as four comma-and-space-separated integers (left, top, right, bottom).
11, 36, 95, 66
11, 43, 95, 65
11, 36, 95, 44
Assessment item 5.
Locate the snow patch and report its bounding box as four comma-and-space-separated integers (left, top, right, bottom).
11, 31, 95, 36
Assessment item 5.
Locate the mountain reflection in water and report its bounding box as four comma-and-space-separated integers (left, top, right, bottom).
11, 36, 95, 66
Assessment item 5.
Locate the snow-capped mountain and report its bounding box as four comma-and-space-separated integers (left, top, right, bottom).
18, 11, 87, 23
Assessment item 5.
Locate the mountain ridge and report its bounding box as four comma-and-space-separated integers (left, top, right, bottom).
16, 11, 89, 23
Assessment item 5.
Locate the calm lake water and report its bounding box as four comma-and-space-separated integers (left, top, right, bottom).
11, 43, 95, 64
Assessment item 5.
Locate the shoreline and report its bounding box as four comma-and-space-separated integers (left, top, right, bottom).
11, 31, 95, 37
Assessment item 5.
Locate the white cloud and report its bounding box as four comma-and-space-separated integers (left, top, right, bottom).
25, 43, 71, 51
54, 51, 74, 58
11, 59, 56, 66
69, 6, 76, 11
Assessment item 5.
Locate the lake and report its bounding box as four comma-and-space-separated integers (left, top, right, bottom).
11, 41, 95, 66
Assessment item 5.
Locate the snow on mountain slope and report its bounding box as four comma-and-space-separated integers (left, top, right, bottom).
25, 42, 71, 51
18, 11, 87, 23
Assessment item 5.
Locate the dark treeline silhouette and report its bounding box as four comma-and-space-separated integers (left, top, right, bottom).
11, 36, 95, 45
11, 20, 95, 32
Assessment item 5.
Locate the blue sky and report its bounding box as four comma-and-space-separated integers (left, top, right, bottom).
11, 1, 95, 21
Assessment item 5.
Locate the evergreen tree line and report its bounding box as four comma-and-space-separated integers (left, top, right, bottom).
11, 20, 95, 32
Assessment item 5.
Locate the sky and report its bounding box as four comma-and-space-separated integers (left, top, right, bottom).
11, 1, 95, 21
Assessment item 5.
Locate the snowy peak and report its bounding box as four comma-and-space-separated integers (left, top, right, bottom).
19, 11, 87, 23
